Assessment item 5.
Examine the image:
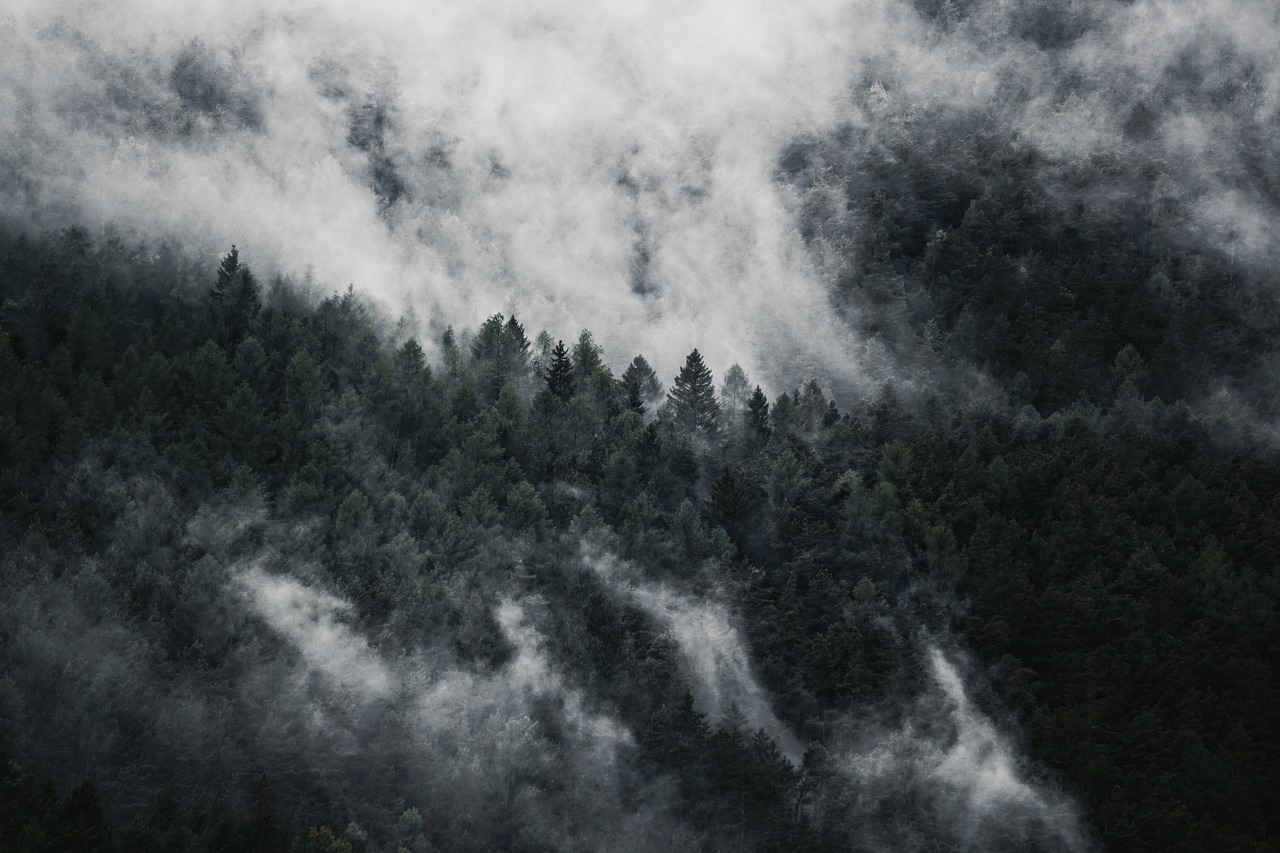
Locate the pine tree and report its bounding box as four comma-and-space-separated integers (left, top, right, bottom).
545, 340, 574, 401
668, 348, 719, 434
797, 379, 827, 432
747, 385, 771, 442
621, 354, 663, 413
209, 245, 260, 345
214, 244, 240, 294
394, 338, 426, 386
471, 313, 508, 364
504, 316, 531, 368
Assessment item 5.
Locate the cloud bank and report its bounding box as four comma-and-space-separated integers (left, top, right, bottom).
0, 0, 904, 392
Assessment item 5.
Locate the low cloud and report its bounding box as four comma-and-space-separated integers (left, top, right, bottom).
587, 549, 802, 761
836, 646, 1094, 852
0, 0, 898, 395
238, 565, 395, 700
235, 564, 675, 849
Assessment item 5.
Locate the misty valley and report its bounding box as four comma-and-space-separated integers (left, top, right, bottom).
2, 1, 1280, 852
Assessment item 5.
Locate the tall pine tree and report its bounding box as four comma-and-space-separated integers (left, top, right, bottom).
747, 385, 771, 443
668, 349, 719, 434
209, 245, 261, 345
544, 340, 574, 401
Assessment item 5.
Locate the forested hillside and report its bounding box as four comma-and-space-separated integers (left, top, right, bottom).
4, 2, 1280, 850
1, 225, 1277, 852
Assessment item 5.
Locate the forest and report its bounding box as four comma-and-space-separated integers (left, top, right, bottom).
3, 0, 1280, 851
0, 208, 1277, 852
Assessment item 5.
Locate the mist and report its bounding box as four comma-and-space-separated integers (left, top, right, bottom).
830, 647, 1093, 852
6, 1, 1277, 399
584, 548, 1091, 850
0, 0, 902, 393
585, 548, 803, 762
3, 0, 1277, 849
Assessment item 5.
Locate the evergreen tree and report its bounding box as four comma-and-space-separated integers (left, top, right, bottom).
471, 313, 508, 363
621, 354, 663, 413
209, 245, 261, 345
668, 349, 720, 434
394, 338, 426, 386
545, 340, 574, 401
796, 379, 827, 433
472, 313, 532, 401
214, 244, 241, 294
504, 316, 531, 370
571, 330, 604, 383
747, 385, 771, 442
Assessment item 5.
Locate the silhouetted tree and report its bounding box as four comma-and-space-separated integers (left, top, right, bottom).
209, 245, 261, 344
545, 340, 574, 401
668, 349, 719, 435
747, 386, 771, 443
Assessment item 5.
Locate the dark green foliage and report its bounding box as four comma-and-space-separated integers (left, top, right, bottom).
1, 225, 1278, 852
621, 354, 663, 414
543, 339, 574, 401
470, 312, 531, 403
786, 110, 1280, 416
667, 348, 720, 435
208, 246, 260, 346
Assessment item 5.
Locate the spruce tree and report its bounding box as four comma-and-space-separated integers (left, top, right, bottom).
747, 385, 771, 442
472, 313, 531, 401
621, 354, 663, 414
209, 245, 260, 345
545, 340, 574, 401
504, 316, 531, 368
668, 348, 719, 434
214, 244, 240, 294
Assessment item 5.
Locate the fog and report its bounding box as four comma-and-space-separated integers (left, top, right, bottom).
0, 0, 898, 392
585, 548, 803, 762
832, 647, 1092, 851
4, 1, 1277, 396
237, 568, 670, 850
583, 549, 1091, 850
4, 0, 1274, 847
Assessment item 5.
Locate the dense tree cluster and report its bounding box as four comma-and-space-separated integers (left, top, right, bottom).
783, 104, 1280, 417
0, 226, 1277, 852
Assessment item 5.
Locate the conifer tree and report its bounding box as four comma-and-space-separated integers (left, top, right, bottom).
621, 354, 663, 413
668, 348, 719, 434
209, 245, 261, 345
545, 340, 574, 401
472, 313, 532, 401
504, 316, 531, 369
214, 244, 241, 295
747, 385, 771, 442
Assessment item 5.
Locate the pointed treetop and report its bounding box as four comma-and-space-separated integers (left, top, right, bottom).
668, 348, 719, 434
621, 354, 664, 413
545, 339, 575, 401
216, 245, 239, 289
747, 385, 771, 440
